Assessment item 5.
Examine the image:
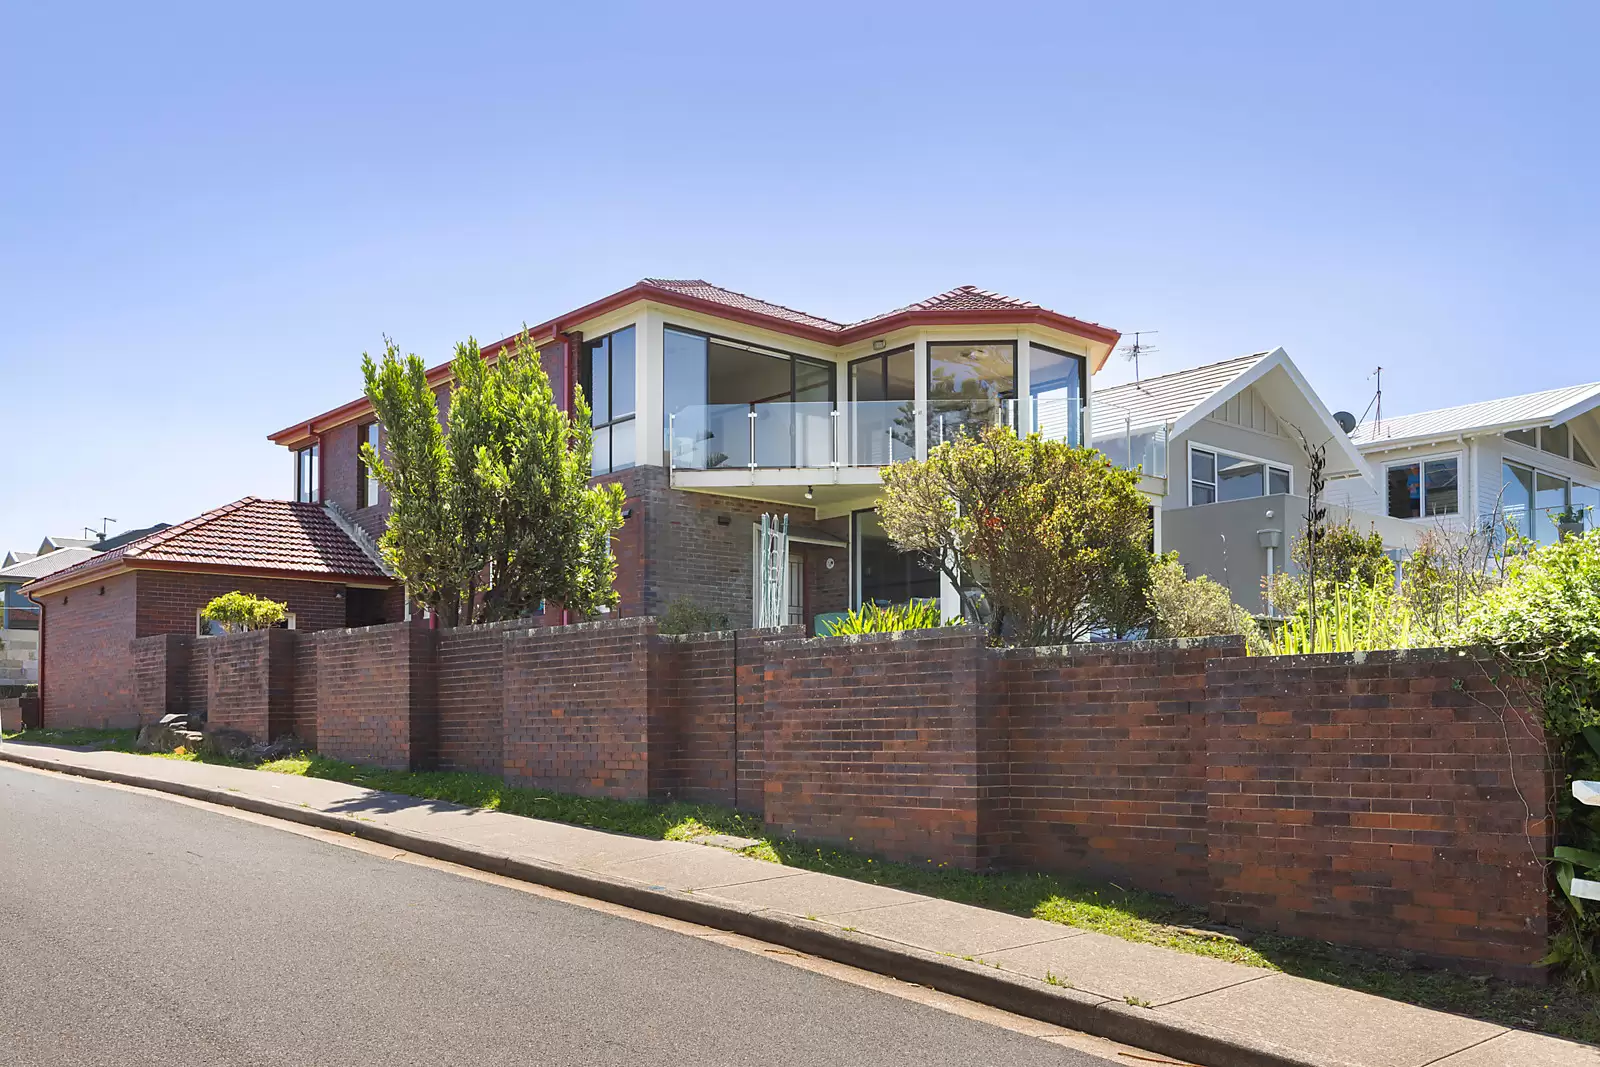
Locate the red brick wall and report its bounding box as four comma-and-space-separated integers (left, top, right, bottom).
502, 618, 655, 798
37, 572, 139, 728
435, 619, 522, 776
646, 627, 799, 808
1205, 650, 1551, 972
313, 624, 437, 770
131, 634, 193, 726
762, 628, 988, 868
134, 571, 352, 638
291, 630, 319, 746
319, 420, 390, 540
203, 629, 296, 742
996, 638, 1241, 902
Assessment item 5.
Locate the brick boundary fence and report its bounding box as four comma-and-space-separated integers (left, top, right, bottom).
126, 619, 1551, 975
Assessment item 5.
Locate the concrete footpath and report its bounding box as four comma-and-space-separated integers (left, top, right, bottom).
2, 741, 1593, 1067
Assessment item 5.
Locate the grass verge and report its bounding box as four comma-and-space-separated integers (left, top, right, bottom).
5, 728, 1596, 1042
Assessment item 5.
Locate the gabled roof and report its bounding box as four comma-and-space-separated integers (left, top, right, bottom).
1092, 353, 1272, 437
3, 551, 37, 568
39, 536, 96, 553
268, 278, 1121, 446
1092, 348, 1371, 481
24, 498, 391, 596
1352, 381, 1600, 448
0, 547, 99, 584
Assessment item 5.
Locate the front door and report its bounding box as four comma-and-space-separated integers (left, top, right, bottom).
787, 553, 805, 628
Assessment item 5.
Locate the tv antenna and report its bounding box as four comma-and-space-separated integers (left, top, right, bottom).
84, 517, 117, 543
1118, 331, 1159, 386
1354, 366, 1384, 436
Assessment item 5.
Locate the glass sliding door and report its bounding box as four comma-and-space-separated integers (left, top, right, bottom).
847, 347, 916, 465
852, 508, 939, 608
663, 325, 835, 469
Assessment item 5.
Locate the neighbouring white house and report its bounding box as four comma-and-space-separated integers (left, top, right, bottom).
1092, 349, 1414, 612
1330, 381, 1600, 547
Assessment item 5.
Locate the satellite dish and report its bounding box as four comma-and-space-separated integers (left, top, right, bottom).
1333, 411, 1357, 434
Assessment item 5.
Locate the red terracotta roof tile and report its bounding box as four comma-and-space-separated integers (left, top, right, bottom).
641, 278, 846, 331
25, 498, 389, 592
851, 285, 1044, 326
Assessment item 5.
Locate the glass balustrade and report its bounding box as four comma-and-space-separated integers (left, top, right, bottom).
666, 396, 1158, 476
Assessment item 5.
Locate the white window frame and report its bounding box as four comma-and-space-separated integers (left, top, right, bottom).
1384, 452, 1462, 520
1505, 423, 1599, 470
1187, 442, 1293, 507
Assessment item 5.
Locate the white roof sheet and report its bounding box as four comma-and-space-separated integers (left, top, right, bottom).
1352, 382, 1600, 447
1091, 352, 1271, 438
0, 546, 99, 582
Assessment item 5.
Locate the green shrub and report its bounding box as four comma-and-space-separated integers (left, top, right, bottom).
657, 598, 731, 635
1462, 530, 1600, 986
1147, 555, 1259, 646
200, 592, 288, 633
824, 601, 956, 635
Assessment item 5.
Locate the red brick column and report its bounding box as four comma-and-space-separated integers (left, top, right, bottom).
762, 628, 988, 867
204, 629, 297, 742
131, 634, 193, 726
315, 623, 438, 770
502, 618, 657, 799
1205, 648, 1552, 975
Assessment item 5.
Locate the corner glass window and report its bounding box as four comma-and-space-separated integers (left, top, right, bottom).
1542, 422, 1571, 459
848, 348, 916, 466
582, 326, 636, 475
1387, 457, 1458, 519
1502, 462, 1535, 537
1028, 344, 1085, 445
294, 444, 319, 503
927, 342, 1016, 444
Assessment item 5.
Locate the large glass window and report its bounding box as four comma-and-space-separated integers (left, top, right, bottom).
1502, 461, 1592, 544
294, 444, 319, 503
927, 342, 1016, 444
356, 422, 381, 510
582, 326, 636, 476
1028, 344, 1086, 445
1386, 457, 1459, 518
1503, 462, 1535, 538
852, 508, 938, 608
848, 347, 916, 465
1506, 421, 1598, 468
663, 326, 834, 469
1189, 445, 1290, 506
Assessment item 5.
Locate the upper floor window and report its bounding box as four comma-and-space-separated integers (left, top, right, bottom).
1503, 461, 1598, 544
1028, 344, 1086, 445
928, 342, 1015, 444
294, 444, 319, 503
582, 326, 636, 476
1386, 457, 1459, 518
356, 422, 381, 510
1506, 422, 1597, 468
1189, 444, 1290, 506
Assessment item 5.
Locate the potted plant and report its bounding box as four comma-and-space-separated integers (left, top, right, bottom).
1555, 504, 1590, 540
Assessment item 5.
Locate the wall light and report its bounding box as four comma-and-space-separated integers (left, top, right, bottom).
872, 339, 887, 351
621, 507, 632, 520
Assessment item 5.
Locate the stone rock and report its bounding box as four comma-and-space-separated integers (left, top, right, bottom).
136, 721, 192, 753
246, 735, 307, 762
200, 728, 256, 761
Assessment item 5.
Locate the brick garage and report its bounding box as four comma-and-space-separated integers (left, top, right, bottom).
25, 497, 397, 730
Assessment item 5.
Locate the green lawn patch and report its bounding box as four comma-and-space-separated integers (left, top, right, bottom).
6, 732, 1596, 1043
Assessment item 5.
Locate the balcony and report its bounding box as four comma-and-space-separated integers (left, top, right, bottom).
667, 397, 1115, 473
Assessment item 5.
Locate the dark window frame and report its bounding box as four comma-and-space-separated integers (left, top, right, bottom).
847, 346, 915, 403
1385, 454, 1460, 518
1187, 443, 1292, 507
356, 421, 380, 510
294, 443, 319, 503
582, 325, 639, 476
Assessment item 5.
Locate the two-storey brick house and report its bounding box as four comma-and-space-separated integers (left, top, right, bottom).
267, 278, 1124, 631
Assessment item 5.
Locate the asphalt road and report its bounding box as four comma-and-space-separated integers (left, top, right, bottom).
0, 765, 1116, 1066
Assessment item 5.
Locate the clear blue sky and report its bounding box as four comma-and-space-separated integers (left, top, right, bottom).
2, 2, 1594, 552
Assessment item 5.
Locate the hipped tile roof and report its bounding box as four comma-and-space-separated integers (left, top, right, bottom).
24, 498, 389, 593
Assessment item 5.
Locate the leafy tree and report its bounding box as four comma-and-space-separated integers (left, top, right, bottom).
877, 425, 1152, 645
361, 332, 624, 626
200, 592, 288, 632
